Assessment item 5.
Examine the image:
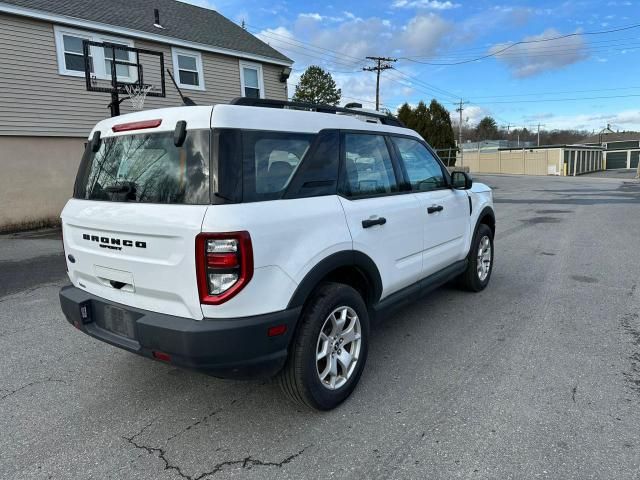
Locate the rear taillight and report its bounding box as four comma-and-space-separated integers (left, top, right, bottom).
195, 232, 253, 305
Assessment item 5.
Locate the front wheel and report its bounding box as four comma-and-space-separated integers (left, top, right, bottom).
458, 223, 494, 292
278, 282, 369, 410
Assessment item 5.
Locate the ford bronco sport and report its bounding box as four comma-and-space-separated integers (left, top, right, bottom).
59, 98, 495, 410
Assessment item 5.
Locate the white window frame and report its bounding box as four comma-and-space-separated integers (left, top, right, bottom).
239, 61, 265, 99
54, 25, 135, 81
171, 48, 205, 91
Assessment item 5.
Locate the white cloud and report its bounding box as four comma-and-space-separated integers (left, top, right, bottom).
392, 0, 460, 9
451, 105, 489, 126
298, 12, 324, 21
398, 14, 450, 56
256, 12, 455, 109
490, 29, 589, 78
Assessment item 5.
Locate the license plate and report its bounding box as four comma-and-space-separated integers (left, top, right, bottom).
101, 305, 136, 339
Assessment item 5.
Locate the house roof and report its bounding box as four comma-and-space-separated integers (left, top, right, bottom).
581, 131, 640, 144
0, 0, 292, 65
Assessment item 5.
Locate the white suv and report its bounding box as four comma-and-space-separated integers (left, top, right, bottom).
59, 98, 495, 410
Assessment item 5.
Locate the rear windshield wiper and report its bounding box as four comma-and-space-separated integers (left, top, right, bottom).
103, 181, 137, 200
104, 184, 132, 193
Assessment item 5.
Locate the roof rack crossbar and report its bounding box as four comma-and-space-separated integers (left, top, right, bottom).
229, 97, 404, 127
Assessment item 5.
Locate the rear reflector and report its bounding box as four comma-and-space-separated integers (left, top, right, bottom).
112, 119, 162, 132
152, 351, 171, 362
267, 324, 287, 337
206, 253, 239, 268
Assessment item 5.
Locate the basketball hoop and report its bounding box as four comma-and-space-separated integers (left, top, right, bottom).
124, 84, 153, 110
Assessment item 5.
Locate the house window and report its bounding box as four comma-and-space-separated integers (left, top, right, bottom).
171, 48, 205, 90
240, 62, 264, 99
54, 26, 134, 80
62, 34, 93, 73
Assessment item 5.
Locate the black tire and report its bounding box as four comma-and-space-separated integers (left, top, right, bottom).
278, 282, 369, 410
458, 223, 494, 292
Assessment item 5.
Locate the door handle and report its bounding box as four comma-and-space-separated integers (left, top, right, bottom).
362, 217, 387, 228
427, 205, 444, 214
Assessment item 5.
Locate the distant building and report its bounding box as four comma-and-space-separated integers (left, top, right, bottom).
581, 131, 640, 170
461, 139, 535, 151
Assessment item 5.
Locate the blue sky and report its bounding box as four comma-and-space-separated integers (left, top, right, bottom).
186, 0, 639, 131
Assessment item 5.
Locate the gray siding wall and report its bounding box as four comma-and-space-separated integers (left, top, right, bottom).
0, 13, 288, 137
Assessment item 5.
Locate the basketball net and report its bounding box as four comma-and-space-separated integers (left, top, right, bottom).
125, 84, 153, 110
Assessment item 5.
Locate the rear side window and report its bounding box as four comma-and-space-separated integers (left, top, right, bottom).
74, 130, 210, 204
341, 133, 398, 198
391, 137, 446, 191
241, 131, 314, 202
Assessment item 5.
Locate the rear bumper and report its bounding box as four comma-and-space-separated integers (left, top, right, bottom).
59, 285, 300, 378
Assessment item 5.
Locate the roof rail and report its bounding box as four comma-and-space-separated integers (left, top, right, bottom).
229, 97, 405, 127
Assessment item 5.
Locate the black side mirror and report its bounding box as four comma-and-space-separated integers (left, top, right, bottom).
90, 131, 101, 152
174, 121, 187, 147
451, 171, 473, 190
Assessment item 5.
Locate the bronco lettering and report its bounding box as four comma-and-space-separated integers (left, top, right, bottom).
82, 233, 146, 249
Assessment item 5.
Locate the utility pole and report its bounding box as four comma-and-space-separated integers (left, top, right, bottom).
455, 99, 467, 167
363, 56, 396, 111
537, 123, 546, 146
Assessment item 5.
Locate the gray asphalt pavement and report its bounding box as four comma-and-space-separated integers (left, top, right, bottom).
1, 174, 639, 479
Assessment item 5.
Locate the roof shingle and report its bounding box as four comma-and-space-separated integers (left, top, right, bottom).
2, 0, 291, 63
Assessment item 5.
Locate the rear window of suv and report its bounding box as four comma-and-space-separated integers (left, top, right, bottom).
74, 130, 210, 204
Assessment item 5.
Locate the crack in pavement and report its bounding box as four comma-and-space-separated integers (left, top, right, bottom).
123, 420, 308, 480
1, 377, 66, 401
123, 411, 309, 479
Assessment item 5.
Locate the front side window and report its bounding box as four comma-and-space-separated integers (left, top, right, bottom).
240, 62, 263, 98
392, 137, 446, 191
341, 134, 398, 198
172, 49, 204, 90
74, 130, 210, 204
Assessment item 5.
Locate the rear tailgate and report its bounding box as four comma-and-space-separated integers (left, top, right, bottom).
62, 107, 215, 320
62, 201, 208, 319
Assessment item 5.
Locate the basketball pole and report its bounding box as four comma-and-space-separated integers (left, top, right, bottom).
110, 92, 120, 117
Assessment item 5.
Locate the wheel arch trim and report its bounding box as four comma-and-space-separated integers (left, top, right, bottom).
287, 251, 383, 309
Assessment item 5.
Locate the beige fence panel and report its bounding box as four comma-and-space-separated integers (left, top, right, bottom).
478, 153, 500, 173
499, 151, 525, 174
458, 146, 603, 176
525, 150, 547, 175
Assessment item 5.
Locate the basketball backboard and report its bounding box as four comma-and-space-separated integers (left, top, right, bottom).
82, 41, 166, 116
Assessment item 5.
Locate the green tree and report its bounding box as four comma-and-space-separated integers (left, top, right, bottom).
292, 66, 341, 106
397, 103, 414, 129
396, 100, 455, 152
413, 101, 431, 140
476, 116, 499, 140
425, 99, 455, 150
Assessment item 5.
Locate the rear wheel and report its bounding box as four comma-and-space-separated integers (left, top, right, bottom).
278, 282, 369, 410
458, 223, 494, 292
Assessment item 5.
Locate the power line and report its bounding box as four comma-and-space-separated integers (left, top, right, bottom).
405, 34, 640, 58
399, 22, 640, 65
405, 37, 640, 61
388, 68, 460, 102
463, 85, 640, 100
245, 24, 365, 63
472, 93, 640, 104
